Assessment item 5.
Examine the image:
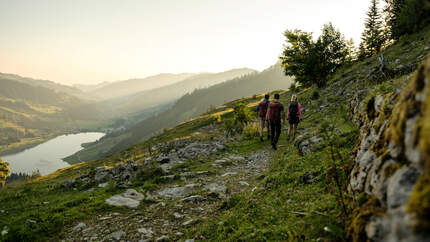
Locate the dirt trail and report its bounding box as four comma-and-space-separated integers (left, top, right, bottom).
62, 128, 273, 241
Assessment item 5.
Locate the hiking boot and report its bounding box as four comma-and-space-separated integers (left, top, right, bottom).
272, 143, 277, 150
260, 136, 264, 142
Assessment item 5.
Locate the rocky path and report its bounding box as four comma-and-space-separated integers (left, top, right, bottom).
61, 128, 272, 241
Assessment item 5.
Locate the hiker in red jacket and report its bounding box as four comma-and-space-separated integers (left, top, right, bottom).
256, 94, 271, 142
287, 94, 302, 141
266, 93, 285, 150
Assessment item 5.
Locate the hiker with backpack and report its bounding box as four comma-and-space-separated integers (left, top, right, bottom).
266, 93, 285, 150
256, 94, 271, 142
287, 94, 302, 141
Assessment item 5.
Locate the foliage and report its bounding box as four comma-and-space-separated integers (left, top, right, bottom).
289, 82, 297, 93
311, 90, 320, 100
232, 102, 253, 125
360, 0, 386, 58
0, 157, 10, 187
280, 23, 350, 88
242, 122, 260, 140
384, 0, 430, 39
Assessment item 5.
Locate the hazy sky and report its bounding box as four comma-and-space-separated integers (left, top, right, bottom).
0, 0, 372, 85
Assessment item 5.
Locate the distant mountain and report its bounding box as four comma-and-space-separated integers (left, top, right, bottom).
73, 81, 111, 92
64, 64, 291, 162
94, 68, 256, 120
86, 73, 199, 100
0, 72, 87, 100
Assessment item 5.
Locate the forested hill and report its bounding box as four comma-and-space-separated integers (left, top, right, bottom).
92, 68, 256, 120
64, 63, 292, 162
85, 73, 198, 100
0, 72, 86, 100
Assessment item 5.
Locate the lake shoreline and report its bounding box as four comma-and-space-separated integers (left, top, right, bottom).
3, 132, 105, 175
0, 130, 103, 157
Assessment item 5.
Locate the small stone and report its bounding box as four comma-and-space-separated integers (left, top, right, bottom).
196, 171, 211, 176
185, 239, 195, 242
98, 182, 108, 188
173, 212, 184, 219
239, 181, 249, 186
72, 222, 87, 231
156, 156, 170, 164
156, 235, 169, 242
105, 195, 140, 208
182, 219, 196, 226
138, 228, 154, 237
175, 232, 184, 236
221, 172, 237, 177
181, 195, 206, 203
204, 183, 227, 194
108, 230, 126, 240
424, 46, 430, 51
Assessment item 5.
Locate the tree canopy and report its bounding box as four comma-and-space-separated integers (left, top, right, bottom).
280, 23, 350, 88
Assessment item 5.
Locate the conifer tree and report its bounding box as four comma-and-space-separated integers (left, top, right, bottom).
360, 0, 385, 57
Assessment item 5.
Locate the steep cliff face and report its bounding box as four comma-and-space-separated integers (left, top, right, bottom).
348, 56, 430, 241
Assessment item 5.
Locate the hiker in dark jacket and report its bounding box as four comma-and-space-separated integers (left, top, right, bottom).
256, 94, 270, 142
287, 94, 302, 141
266, 93, 285, 150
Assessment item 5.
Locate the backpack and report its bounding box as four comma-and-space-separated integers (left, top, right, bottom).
289, 101, 298, 118
268, 102, 283, 121
258, 101, 269, 118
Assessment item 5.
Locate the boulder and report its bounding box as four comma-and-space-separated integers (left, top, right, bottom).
105, 189, 144, 208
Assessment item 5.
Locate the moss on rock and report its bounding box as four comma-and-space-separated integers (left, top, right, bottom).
347, 196, 386, 242
407, 56, 430, 232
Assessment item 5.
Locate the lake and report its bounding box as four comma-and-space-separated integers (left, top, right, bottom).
3, 132, 105, 176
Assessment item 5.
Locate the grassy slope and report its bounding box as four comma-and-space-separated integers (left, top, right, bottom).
0, 27, 429, 241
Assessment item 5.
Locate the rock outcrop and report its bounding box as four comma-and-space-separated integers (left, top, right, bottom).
348, 56, 430, 241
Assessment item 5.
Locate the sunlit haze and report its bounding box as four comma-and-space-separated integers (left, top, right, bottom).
0, 0, 372, 85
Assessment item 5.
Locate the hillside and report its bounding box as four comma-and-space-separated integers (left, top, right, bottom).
91, 68, 256, 121
0, 79, 105, 155
0, 27, 430, 242
0, 72, 88, 100
85, 73, 198, 100
64, 64, 291, 163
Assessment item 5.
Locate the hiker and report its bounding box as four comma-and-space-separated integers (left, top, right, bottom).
266, 93, 285, 150
287, 94, 302, 141
256, 94, 271, 142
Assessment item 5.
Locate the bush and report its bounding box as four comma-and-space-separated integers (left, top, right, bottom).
233, 102, 253, 125
311, 90, 320, 100
242, 122, 260, 140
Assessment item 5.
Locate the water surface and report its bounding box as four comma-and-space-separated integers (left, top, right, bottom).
3, 132, 105, 176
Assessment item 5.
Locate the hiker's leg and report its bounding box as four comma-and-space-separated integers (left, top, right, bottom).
266, 120, 271, 139
293, 124, 297, 140
274, 122, 281, 145
258, 118, 264, 138
270, 121, 276, 144
288, 124, 293, 139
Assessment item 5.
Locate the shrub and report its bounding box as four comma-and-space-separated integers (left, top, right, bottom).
242, 122, 260, 140
233, 102, 253, 125
311, 90, 320, 100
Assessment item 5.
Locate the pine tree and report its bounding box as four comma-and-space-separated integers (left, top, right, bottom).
361, 0, 385, 57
